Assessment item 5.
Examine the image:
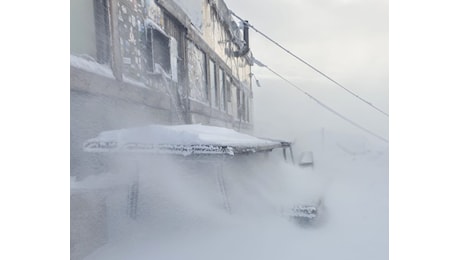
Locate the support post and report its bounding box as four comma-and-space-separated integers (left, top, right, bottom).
216, 156, 231, 214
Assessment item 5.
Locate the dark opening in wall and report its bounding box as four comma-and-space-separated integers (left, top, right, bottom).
146, 27, 171, 74
209, 59, 218, 108
219, 68, 227, 111
93, 0, 111, 64
164, 12, 186, 84
237, 88, 241, 119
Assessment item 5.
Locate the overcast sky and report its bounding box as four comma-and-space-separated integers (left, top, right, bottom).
224, 0, 388, 145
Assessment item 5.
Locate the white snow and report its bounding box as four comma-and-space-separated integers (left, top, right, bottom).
70, 54, 115, 79
83, 124, 282, 155
79, 129, 387, 260
123, 77, 150, 89
144, 19, 169, 38
70, 171, 132, 192
153, 63, 172, 81
298, 151, 314, 166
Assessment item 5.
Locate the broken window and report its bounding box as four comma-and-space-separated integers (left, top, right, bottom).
145, 27, 171, 74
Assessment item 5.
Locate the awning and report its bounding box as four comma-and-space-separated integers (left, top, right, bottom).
83, 124, 290, 156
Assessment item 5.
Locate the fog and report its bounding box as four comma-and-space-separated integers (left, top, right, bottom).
74, 125, 388, 260
227, 0, 389, 139
72, 1, 388, 259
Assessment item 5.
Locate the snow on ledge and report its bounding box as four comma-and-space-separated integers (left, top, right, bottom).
83, 124, 284, 156
70, 54, 115, 79
123, 76, 151, 90
144, 19, 169, 38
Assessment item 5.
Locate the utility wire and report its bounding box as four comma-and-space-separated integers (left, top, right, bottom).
230, 11, 389, 117
255, 59, 389, 143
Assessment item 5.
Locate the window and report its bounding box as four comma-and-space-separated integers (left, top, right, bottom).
245, 95, 250, 122
236, 88, 241, 119
209, 59, 218, 108
226, 76, 232, 103
146, 27, 171, 74
164, 13, 186, 84
202, 53, 209, 101
93, 0, 111, 64
187, 42, 208, 102
236, 88, 249, 122
242, 92, 246, 121
219, 68, 226, 111
70, 0, 110, 64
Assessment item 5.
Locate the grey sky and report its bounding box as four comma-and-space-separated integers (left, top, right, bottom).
225, 0, 388, 144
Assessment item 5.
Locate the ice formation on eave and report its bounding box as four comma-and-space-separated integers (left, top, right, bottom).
83, 124, 283, 156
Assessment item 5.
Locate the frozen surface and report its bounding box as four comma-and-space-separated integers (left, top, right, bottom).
187, 41, 208, 102
80, 130, 388, 260
144, 19, 169, 38
70, 54, 115, 79
83, 124, 281, 154
123, 77, 150, 89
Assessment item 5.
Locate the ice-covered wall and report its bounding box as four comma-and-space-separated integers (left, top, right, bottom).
71, 1, 256, 258
70, 0, 253, 130
117, 0, 146, 81
188, 41, 208, 103
146, 0, 163, 25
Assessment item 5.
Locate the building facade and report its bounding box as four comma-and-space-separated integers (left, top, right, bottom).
70, 1, 254, 258
71, 0, 254, 179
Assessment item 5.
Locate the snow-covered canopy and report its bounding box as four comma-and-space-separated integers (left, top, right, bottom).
83, 124, 287, 156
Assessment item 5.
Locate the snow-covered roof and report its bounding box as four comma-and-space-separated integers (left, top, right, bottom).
83, 124, 287, 156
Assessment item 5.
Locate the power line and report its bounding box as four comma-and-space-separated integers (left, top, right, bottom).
255, 59, 389, 143
230, 11, 389, 117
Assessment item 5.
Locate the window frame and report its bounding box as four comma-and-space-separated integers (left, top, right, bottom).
209, 59, 218, 108
145, 26, 171, 74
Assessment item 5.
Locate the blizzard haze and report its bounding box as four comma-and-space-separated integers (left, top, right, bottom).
73, 0, 389, 259
80, 132, 388, 260
226, 0, 389, 140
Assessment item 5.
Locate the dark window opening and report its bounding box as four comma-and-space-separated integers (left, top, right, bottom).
93, 0, 111, 64
203, 55, 209, 101
209, 59, 218, 107
145, 27, 171, 74
237, 88, 241, 119
164, 12, 186, 84
220, 69, 227, 111
226, 76, 232, 103
242, 92, 246, 121
246, 96, 250, 122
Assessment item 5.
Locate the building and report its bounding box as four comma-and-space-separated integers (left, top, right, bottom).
70, 1, 255, 259
71, 0, 254, 180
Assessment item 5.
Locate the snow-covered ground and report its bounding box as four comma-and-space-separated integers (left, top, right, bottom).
79, 129, 388, 260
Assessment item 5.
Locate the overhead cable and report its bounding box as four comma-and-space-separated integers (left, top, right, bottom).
254, 59, 389, 143
230, 11, 389, 117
